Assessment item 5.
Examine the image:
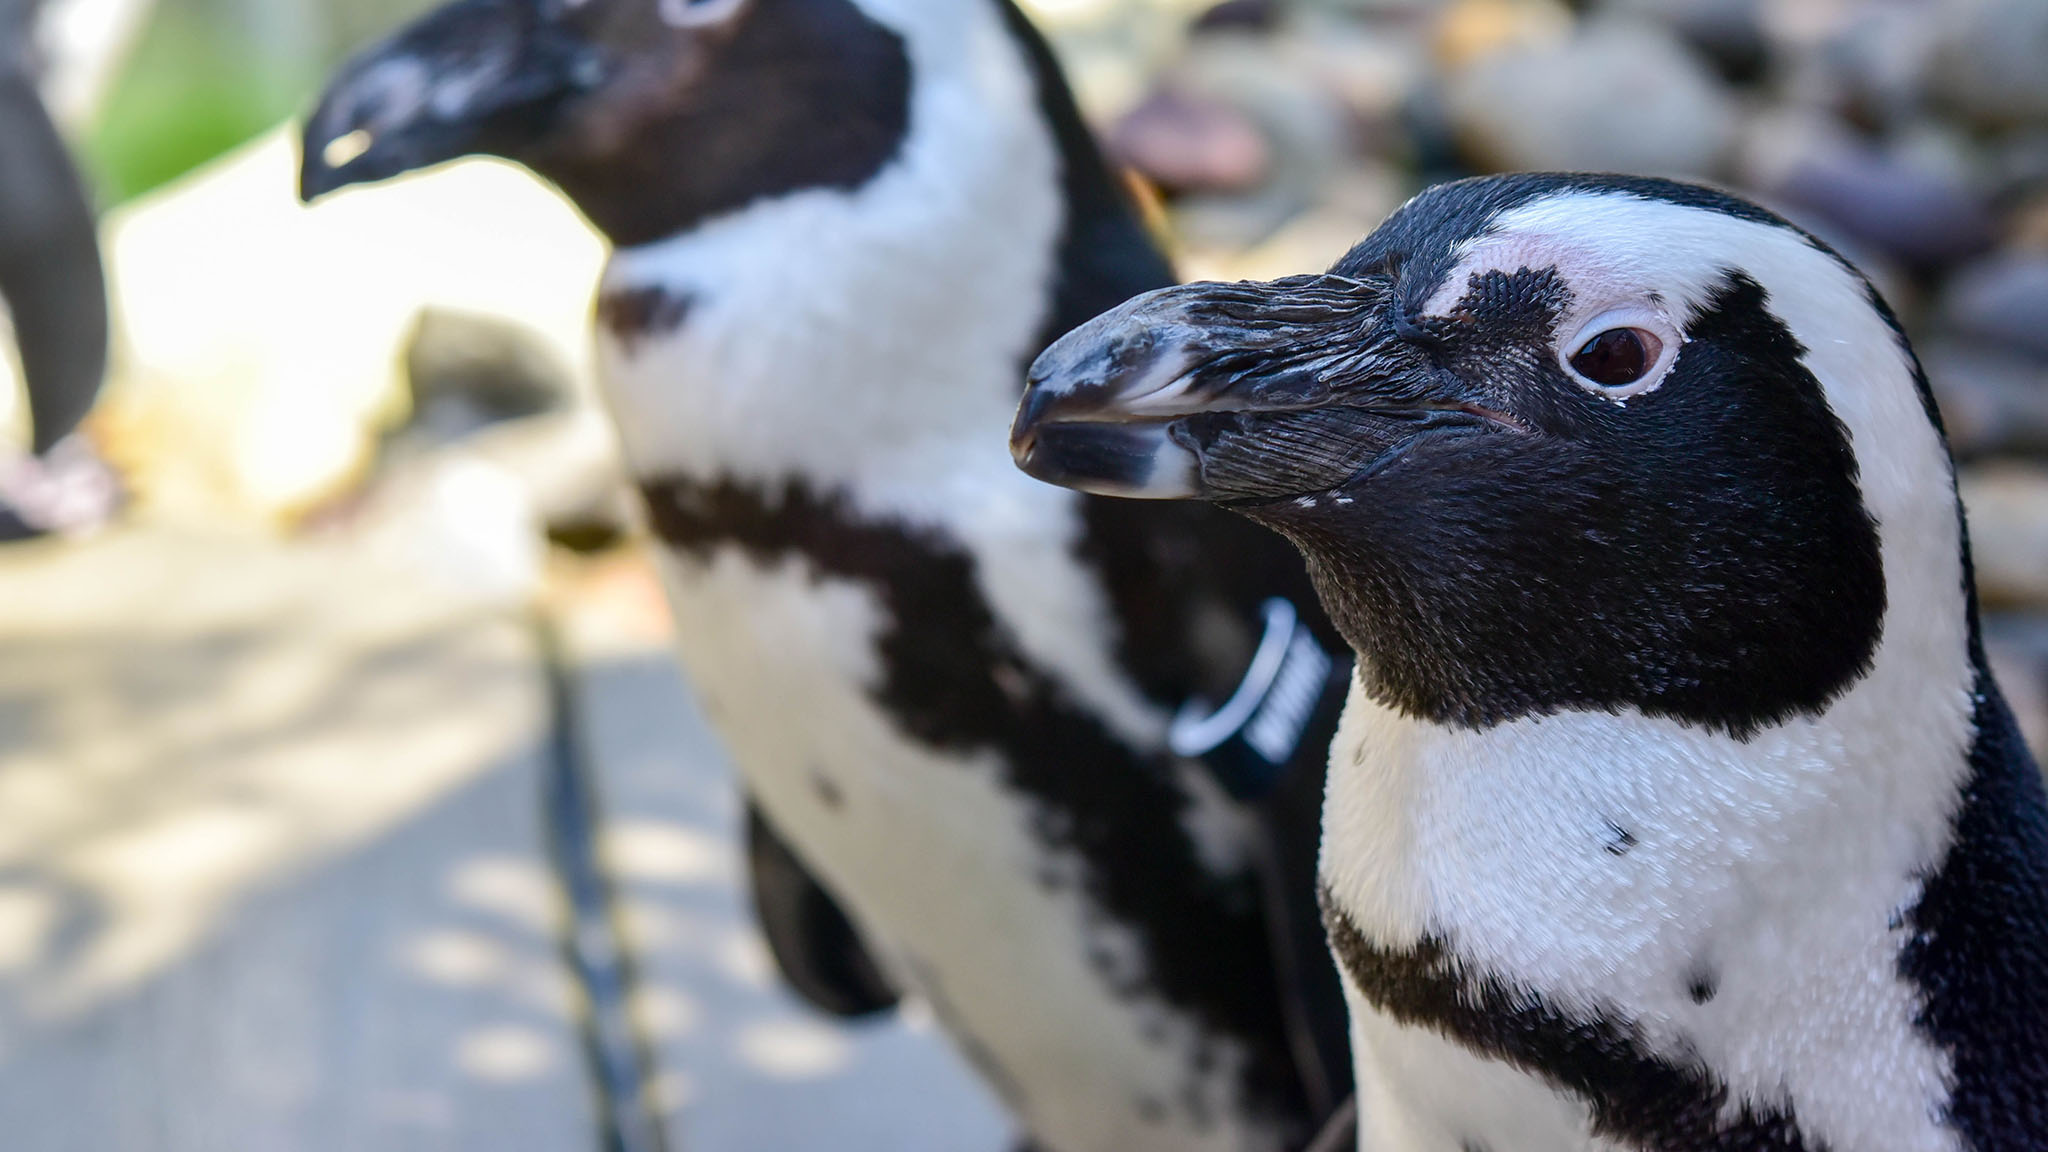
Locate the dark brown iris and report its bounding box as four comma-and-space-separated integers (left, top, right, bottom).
1570, 327, 1660, 387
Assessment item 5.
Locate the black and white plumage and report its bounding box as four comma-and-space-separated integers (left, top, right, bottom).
1014, 172, 2048, 1152
0, 0, 106, 454
300, 2, 1351, 1149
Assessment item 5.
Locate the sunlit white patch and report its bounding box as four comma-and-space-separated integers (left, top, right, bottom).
321, 128, 374, 169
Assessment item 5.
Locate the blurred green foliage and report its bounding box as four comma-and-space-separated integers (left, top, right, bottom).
81, 0, 439, 205
84, 7, 306, 205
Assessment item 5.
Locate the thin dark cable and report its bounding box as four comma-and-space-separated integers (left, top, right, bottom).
533, 608, 673, 1152
1249, 816, 1337, 1118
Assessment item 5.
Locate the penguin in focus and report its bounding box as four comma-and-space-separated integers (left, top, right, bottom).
300, 2, 1352, 1150
1014, 172, 2048, 1152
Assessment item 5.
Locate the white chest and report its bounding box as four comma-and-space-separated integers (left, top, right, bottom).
1321, 653, 1974, 1152
643, 530, 1284, 1152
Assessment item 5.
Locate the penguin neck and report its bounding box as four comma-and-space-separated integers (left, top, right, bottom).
591, 0, 1076, 507
1318, 524, 1995, 1147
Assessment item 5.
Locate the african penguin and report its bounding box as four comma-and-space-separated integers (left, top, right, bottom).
299, 2, 1352, 1149
1012, 172, 2048, 1152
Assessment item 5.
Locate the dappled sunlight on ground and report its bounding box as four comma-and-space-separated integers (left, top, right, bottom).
0, 528, 1009, 1149
0, 528, 539, 1017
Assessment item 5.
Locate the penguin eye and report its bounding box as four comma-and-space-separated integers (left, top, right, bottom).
1569, 328, 1661, 388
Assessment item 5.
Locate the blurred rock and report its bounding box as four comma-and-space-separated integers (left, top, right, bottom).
1812, 0, 1935, 131
1297, 0, 1437, 14
1928, 0, 2048, 131
454, 410, 632, 554
1109, 88, 1274, 196
2013, 192, 2048, 254
1396, 77, 1467, 185
1443, 17, 1736, 178
355, 449, 550, 606
1608, 0, 1767, 85
1182, 163, 1408, 282
1925, 341, 2048, 460
1430, 0, 1572, 74
1191, 0, 1280, 34
1938, 254, 2048, 362
386, 309, 629, 556
405, 308, 577, 444
1985, 614, 2048, 762
1267, 9, 1429, 130
1741, 111, 1994, 271
1961, 464, 2048, 610
1163, 36, 1351, 248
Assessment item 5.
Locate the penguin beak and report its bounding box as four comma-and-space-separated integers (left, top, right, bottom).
299, 0, 593, 202
1011, 275, 1479, 502
0, 71, 108, 454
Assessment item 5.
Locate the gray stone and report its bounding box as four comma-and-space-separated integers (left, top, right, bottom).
1108, 87, 1274, 196
1939, 254, 2048, 363
1739, 111, 1994, 270
1810, 0, 1938, 130
1191, 0, 1280, 34
1164, 36, 1351, 249
1984, 614, 2048, 765
1443, 16, 1737, 179
1608, 0, 1767, 84
1989, 133, 2048, 205
1929, 0, 2048, 131
404, 308, 578, 445
1925, 340, 2048, 460
1961, 463, 2048, 610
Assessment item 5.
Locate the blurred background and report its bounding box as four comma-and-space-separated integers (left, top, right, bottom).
1, 0, 2043, 1148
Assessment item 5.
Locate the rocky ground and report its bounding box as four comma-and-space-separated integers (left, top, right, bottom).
1046, 0, 2048, 752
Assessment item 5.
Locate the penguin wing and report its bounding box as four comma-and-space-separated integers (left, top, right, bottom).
0, 67, 107, 454
996, 0, 1356, 1114
1080, 494, 1357, 1121
744, 800, 900, 1019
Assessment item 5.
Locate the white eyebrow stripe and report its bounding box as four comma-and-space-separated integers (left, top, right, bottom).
1422, 192, 1788, 325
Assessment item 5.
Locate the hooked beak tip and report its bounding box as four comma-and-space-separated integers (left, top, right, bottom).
1012, 350, 1206, 500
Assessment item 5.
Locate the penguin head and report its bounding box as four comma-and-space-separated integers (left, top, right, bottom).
1014, 174, 1964, 737
299, 0, 912, 246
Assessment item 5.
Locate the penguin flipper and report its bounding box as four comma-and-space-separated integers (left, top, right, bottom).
745, 801, 900, 1019
0, 70, 107, 454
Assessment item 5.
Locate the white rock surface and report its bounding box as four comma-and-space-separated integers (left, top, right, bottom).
91, 126, 610, 527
